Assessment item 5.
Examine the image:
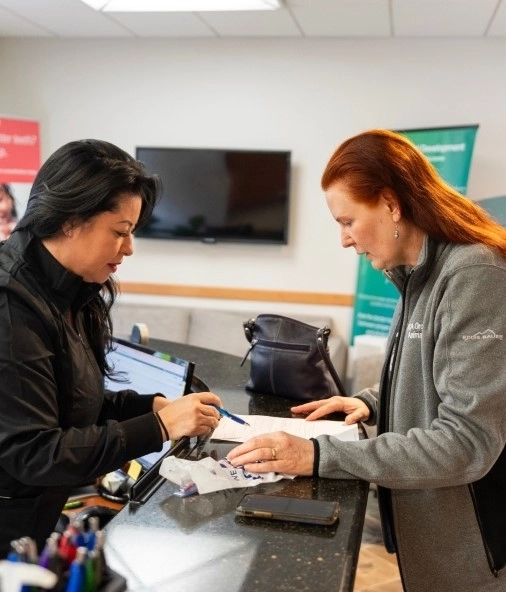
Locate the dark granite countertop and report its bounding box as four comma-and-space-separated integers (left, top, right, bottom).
104, 340, 368, 591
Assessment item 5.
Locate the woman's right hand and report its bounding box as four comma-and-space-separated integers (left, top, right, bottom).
156, 392, 222, 441
291, 396, 370, 424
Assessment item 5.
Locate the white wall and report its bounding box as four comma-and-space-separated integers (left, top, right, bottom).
1, 37, 505, 341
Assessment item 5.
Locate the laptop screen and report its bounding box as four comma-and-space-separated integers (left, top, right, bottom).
104, 338, 195, 469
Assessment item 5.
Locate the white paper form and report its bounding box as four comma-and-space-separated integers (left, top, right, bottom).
211, 415, 359, 443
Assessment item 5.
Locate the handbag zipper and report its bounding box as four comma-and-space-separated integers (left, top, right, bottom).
240, 337, 310, 366
240, 338, 258, 366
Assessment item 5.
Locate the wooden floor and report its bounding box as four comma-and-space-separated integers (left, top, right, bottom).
354, 489, 403, 592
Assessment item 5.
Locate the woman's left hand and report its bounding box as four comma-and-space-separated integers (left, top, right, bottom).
291, 396, 370, 424
227, 431, 314, 476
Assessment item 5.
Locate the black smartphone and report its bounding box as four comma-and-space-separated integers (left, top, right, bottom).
235, 493, 340, 526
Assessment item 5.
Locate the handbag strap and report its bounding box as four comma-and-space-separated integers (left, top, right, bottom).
316, 328, 347, 396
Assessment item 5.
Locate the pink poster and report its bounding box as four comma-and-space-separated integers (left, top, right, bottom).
0, 117, 40, 183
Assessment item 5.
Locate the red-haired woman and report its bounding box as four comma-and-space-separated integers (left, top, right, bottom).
229, 129, 506, 592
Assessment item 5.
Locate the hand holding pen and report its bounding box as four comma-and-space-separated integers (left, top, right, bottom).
155, 392, 223, 441
210, 404, 251, 427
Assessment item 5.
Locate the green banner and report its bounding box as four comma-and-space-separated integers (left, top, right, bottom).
350, 125, 479, 344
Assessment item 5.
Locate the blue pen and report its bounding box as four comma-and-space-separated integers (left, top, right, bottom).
211, 404, 250, 427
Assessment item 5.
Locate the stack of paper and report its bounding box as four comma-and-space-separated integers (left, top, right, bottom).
211, 414, 359, 443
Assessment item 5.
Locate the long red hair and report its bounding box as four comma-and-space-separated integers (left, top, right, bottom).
321, 129, 506, 258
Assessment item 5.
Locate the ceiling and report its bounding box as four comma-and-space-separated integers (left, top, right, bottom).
0, 0, 505, 39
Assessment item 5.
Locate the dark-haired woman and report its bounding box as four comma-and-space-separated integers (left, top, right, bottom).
228, 129, 506, 591
0, 140, 221, 556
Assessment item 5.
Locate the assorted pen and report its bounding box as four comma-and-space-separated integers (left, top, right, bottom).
7, 518, 110, 592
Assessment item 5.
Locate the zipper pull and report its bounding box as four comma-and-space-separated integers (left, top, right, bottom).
243, 318, 255, 342
240, 338, 258, 366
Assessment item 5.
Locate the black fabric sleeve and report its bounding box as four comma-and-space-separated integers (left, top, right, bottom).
310, 437, 320, 478
99, 390, 159, 422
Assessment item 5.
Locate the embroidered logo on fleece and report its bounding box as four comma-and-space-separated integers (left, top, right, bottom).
462, 329, 503, 341
407, 322, 423, 339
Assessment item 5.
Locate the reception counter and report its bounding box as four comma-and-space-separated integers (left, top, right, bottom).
104, 340, 369, 592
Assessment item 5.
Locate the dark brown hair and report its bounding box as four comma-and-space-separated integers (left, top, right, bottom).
321, 129, 506, 258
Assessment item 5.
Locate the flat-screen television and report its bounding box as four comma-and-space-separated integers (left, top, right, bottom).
135, 147, 291, 244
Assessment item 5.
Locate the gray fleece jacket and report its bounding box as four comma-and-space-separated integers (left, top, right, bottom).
316, 237, 506, 592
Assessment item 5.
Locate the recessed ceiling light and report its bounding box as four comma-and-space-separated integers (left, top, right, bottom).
80, 0, 282, 11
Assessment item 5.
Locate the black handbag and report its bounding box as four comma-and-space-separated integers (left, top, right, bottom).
241, 314, 347, 401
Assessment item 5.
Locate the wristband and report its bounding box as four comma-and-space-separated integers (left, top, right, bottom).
310, 437, 320, 478
154, 411, 170, 441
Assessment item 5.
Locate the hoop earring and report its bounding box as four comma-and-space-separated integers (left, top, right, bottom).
394, 224, 399, 239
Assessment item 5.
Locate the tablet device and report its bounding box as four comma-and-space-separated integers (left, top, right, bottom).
104, 338, 195, 470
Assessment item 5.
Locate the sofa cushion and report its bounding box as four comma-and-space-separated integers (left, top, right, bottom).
187, 308, 256, 358
111, 302, 191, 344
